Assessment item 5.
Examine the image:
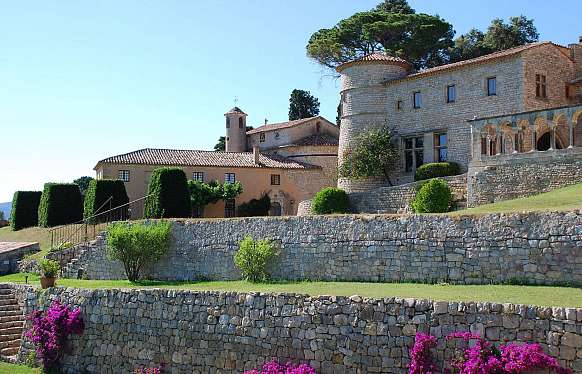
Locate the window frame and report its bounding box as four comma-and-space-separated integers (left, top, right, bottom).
225, 173, 236, 184
487, 77, 497, 96
446, 84, 456, 103
238, 117, 244, 129
224, 198, 236, 218
118, 170, 130, 182
192, 172, 204, 182
226, 117, 230, 128
403, 136, 424, 173
271, 174, 281, 186
413, 91, 422, 109
535, 74, 547, 99
396, 100, 403, 110
434, 132, 448, 162
259, 133, 265, 142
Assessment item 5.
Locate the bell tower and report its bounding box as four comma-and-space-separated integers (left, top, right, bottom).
224, 106, 248, 152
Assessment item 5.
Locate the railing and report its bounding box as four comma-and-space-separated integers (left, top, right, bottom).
49, 195, 150, 250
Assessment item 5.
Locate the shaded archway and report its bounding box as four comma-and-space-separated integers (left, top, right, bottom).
536, 132, 565, 151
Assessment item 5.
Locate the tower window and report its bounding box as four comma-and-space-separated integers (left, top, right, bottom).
396, 100, 403, 110
118, 170, 130, 182
271, 174, 281, 185
434, 133, 448, 162
446, 85, 456, 103
316, 122, 321, 133
413, 92, 422, 108
487, 77, 497, 96
536, 74, 547, 98
259, 133, 265, 142
239, 117, 244, 128
226, 117, 230, 128
404, 136, 423, 172
275, 132, 280, 139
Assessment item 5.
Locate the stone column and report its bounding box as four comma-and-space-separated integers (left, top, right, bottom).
486, 136, 492, 156
568, 117, 574, 148
530, 125, 536, 152
549, 122, 556, 150
512, 128, 519, 153
496, 133, 502, 155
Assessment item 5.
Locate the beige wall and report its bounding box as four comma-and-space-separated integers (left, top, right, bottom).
95, 163, 333, 217
247, 118, 339, 150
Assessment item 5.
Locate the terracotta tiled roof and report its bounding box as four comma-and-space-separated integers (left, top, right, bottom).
388, 42, 567, 83
336, 53, 413, 72
291, 134, 339, 147
95, 148, 319, 170
246, 116, 320, 135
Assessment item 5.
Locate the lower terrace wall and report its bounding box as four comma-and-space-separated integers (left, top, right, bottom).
348, 174, 466, 214
7, 285, 582, 373
65, 211, 582, 286
467, 148, 582, 207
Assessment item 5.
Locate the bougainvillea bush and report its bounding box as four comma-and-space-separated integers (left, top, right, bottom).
409, 331, 571, 374
25, 300, 84, 372
134, 365, 164, 374
244, 360, 316, 374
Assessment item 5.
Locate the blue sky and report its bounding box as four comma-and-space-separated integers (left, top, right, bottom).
1, 0, 580, 202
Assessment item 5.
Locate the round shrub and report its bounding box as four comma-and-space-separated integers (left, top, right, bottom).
414, 162, 461, 181
311, 187, 350, 215
10, 191, 42, 231
411, 179, 452, 213
144, 168, 191, 218
38, 183, 83, 227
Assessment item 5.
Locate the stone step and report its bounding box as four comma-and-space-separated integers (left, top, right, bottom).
0, 304, 20, 312
0, 309, 22, 317
0, 320, 24, 329
0, 339, 21, 350
0, 298, 17, 306
0, 346, 20, 356
0, 289, 13, 295
0, 333, 22, 343
0, 284, 12, 289
0, 315, 24, 323
0, 327, 23, 336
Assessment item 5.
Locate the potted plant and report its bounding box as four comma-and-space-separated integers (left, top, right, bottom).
38, 259, 60, 289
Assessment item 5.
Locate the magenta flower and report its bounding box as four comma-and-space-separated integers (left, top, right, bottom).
244, 360, 316, 374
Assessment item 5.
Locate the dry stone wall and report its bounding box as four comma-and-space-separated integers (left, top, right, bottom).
467, 148, 582, 207
64, 211, 582, 286
7, 285, 582, 373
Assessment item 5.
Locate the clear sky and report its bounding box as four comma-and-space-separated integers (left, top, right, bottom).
1, 0, 580, 202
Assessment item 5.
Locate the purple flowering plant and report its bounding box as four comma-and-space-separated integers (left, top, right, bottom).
244, 360, 316, 374
408, 331, 572, 374
25, 300, 84, 372
134, 365, 164, 374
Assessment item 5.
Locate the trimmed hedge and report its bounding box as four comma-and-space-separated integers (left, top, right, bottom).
83, 179, 129, 220
237, 195, 271, 217
311, 187, 350, 215
411, 179, 452, 213
414, 162, 461, 181
10, 191, 42, 230
38, 183, 84, 227
144, 168, 191, 218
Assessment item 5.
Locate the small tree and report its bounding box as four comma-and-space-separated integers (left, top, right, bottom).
288, 89, 320, 120
234, 236, 278, 282
144, 168, 191, 218
214, 136, 226, 152
188, 180, 222, 216
311, 187, 350, 215
73, 176, 94, 196
106, 221, 172, 281
339, 127, 400, 185
221, 181, 244, 201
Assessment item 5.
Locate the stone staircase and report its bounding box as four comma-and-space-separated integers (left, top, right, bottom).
0, 284, 24, 362
59, 235, 105, 279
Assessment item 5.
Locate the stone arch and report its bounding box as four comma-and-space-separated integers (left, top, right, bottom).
575, 112, 582, 147
480, 123, 498, 156
499, 122, 515, 154
553, 114, 569, 149
516, 119, 532, 152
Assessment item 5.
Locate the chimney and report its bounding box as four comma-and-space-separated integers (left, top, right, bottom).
253, 145, 260, 165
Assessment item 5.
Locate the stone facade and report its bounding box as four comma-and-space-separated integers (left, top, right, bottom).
337, 40, 582, 193
6, 285, 582, 373
468, 147, 582, 207
348, 174, 466, 214
63, 211, 582, 286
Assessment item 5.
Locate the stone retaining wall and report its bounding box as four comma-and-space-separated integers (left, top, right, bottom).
7, 285, 582, 373
0, 242, 39, 275
348, 174, 467, 214
66, 211, 582, 286
467, 148, 582, 207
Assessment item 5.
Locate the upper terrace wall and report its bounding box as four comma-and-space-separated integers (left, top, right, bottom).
64, 211, 582, 286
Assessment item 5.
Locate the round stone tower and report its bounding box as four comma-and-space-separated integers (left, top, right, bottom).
336, 53, 411, 192
225, 106, 248, 153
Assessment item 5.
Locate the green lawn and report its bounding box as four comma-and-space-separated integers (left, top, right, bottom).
0, 362, 39, 374
2, 273, 582, 308
449, 182, 582, 216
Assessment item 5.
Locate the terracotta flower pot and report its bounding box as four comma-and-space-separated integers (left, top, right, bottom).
40, 277, 56, 289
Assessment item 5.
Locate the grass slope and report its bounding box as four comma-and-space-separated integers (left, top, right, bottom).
450, 183, 582, 215
0, 226, 51, 259
0, 362, 39, 374
2, 273, 582, 308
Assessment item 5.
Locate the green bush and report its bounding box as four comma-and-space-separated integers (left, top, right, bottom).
411, 179, 452, 213
106, 220, 172, 281
10, 191, 42, 230
38, 183, 83, 227
234, 236, 278, 282
38, 259, 60, 278
144, 168, 191, 218
237, 195, 271, 217
414, 162, 461, 181
311, 187, 350, 214
83, 179, 129, 220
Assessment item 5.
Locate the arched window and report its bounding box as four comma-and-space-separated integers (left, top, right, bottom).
226, 117, 230, 128
239, 117, 244, 129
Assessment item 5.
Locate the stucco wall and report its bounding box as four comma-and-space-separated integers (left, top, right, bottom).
63, 211, 582, 286
467, 148, 582, 207
247, 118, 339, 150
9, 285, 582, 373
